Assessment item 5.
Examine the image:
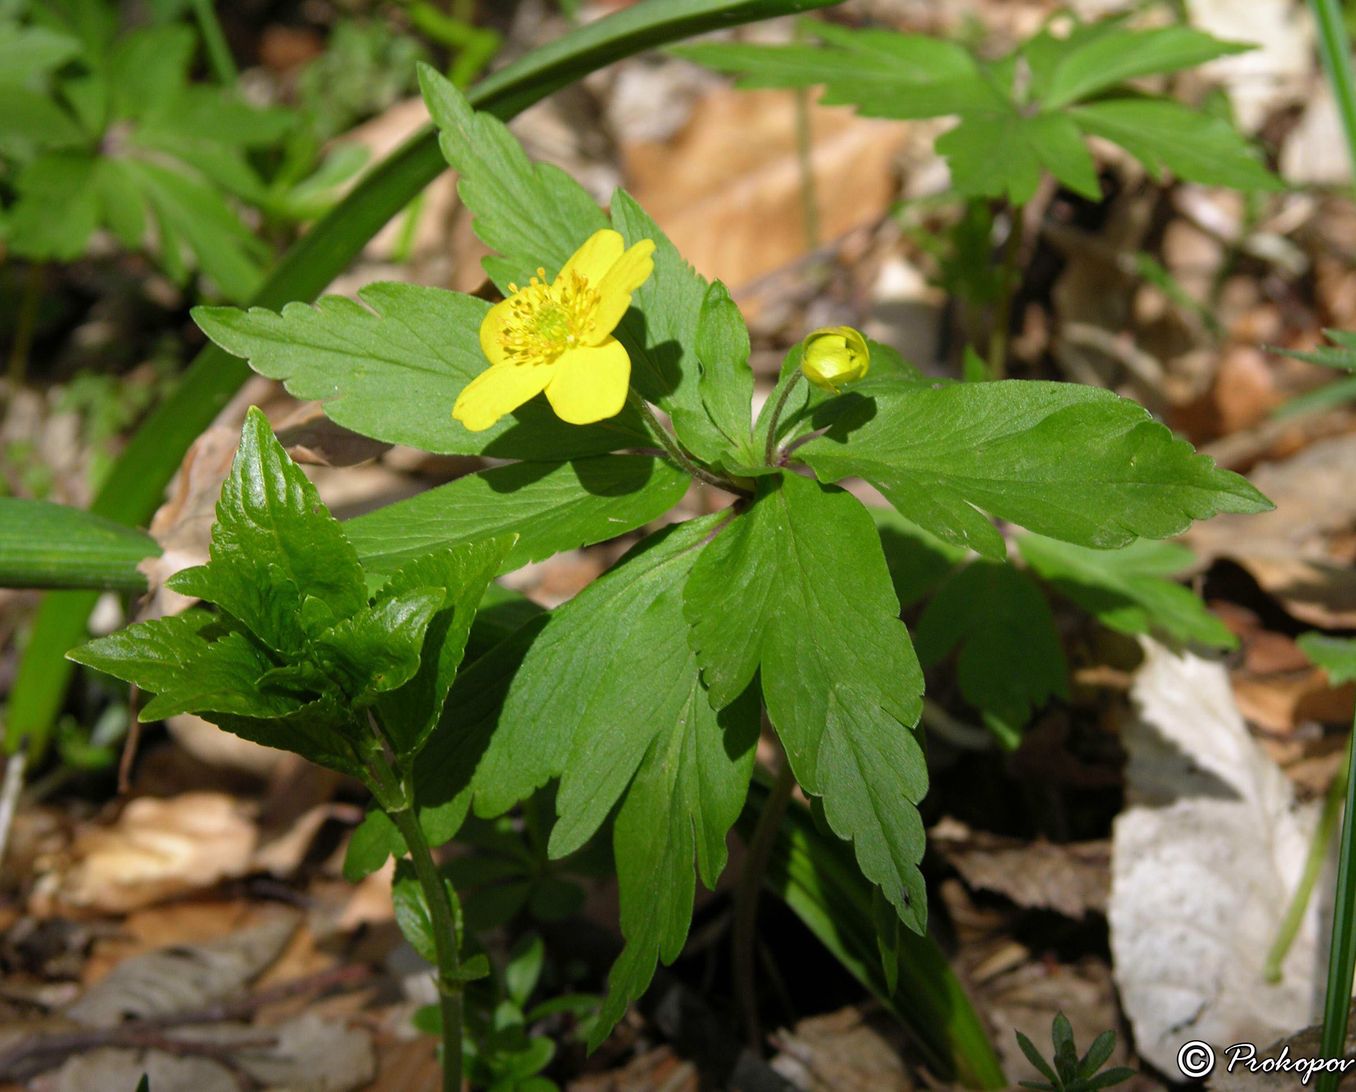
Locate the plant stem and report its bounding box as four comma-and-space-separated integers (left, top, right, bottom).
7, 263, 43, 388
792, 18, 820, 254
1267, 750, 1349, 981
987, 203, 1025, 381
733, 755, 796, 1050
1319, 718, 1356, 1092
762, 371, 805, 466
1311, 0, 1356, 187
389, 803, 464, 1092
188, 0, 237, 85
625, 389, 741, 493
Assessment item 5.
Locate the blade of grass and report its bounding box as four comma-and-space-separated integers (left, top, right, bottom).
5, 0, 842, 759
0, 500, 158, 591
1320, 722, 1356, 1092
746, 778, 1006, 1088
1308, 4, 1356, 1083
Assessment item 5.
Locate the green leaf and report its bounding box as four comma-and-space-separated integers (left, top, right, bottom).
67, 611, 217, 694
420, 63, 610, 290
1052, 1012, 1078, 1078
343, 809, 405, 882
375, 536, 515, 757
1042, 26, 1251, 109
193, 286, 648, 459
1016, 1030, 1060, 1086
106, 24, 194, 123
392, 859, 445, 965
1017, 533, 1235, 648
1299, 633, 1356, 686
608, 190, 731, 462
345, 457, 686, 578
120, 158, 266, 299
695, 279, 756, 461
0, 499, 159, 591
208, 696, 362, 778
310, 588, 444, 706
684, 471, 928, 929
473, 516, 724, 837
938, 109, 1099, 203
915, 562, 1068, 742
1069, 97, 1280, 191
799, 380, 1273, 560
166, 407, 368, 654
138, 630, 303, 722
6, 152, 100, 260
416, 518, 748, 1041
675, 24, 999, 120
871, 507, 966, 610
94, 158, 148, 248
1077, 1030, 1116, 1079
0, 23, 82, 87
595, 680, 758, 1046
0, 85, 87, 157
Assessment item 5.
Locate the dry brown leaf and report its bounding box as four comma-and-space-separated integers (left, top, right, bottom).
274, 403, 392, 468
929, 817, 1110, 919
567, 1044, 698, 1092
32, 793, 258, 915
1186, 433, 1356, 628
40, 1048, 239, 1092
622, 87, 906, 288
66, 912, 297, 1026
770, 1007, 911, 1092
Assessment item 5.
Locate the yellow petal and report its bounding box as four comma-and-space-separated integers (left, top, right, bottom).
587, 239, 656, 339
559, 228, 625, 286
544, 340, 630, 425
452, 363, 553, 432
479, 298, 515, 366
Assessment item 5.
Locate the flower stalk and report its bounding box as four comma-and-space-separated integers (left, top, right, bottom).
626, 389, 745, 494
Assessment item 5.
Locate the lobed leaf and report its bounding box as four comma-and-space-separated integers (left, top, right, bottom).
675, 25, 998, 120
1017, 533, 1235, 648
799, 380, 1272, 559
684, 471, 928, 930
1069, 97, 1280, 191
194, 285, 648, 459
374, 536, 516, 758
345, 457, 687, 578
1042, 25, 1251, 109
166, 407, 368, 654
915, 561, 1068, 744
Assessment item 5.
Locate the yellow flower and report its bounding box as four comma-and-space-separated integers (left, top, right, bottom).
800, 325, 870, 392
453, 229, 656, 430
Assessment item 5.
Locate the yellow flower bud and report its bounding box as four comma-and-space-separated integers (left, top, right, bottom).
800, 326, 870, 392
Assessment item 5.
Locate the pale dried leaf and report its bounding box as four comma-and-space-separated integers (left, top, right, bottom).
66, 912, 298, 1026
36, 793, 258, 914
1111, 640, 1319, 1074
1186, 0, 1315, 133
236, 1012, 376, 1091
43, 1048, 238, 1092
